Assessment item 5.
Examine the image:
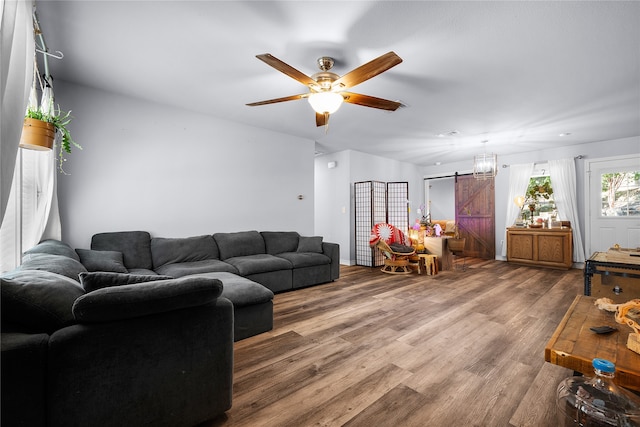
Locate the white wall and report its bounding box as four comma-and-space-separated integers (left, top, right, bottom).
420, 136, 640, 261
315, 149, 423, 264
426, 177, 456, 220
51, 80, 639, 262
54, 81, 316, 249
314, 150, 351, 264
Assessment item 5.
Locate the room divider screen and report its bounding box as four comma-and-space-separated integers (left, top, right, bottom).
354, 181, 409, 267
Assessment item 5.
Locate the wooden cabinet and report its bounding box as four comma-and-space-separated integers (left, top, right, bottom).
506, 227, 573, 269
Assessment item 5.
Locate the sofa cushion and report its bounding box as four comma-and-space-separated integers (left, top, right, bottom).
151, 235, 219, 268
72, 276, 224, 323
23, 239, 80, 261
261, 231, 300, 254
91, 231, 153, 270
214, 231, 265, 260
18, 253, 87, 281
78, 272, 173, 292
224, 254, 292, 276
297, 236, 323, 253
189, 272, 273, 308
276, 252, 332, 268
127, 268, 159, 276
155, 260, 238, 278
1, 270, 84, 334
389, 243, 415, 253
76, 249, 129, 273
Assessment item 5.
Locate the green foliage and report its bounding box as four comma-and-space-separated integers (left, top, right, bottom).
525, 176, 554, 215
601, 172, 640, 191
526, 176, 553, 200
600, 171, 640, 214
25, 105, 82, 173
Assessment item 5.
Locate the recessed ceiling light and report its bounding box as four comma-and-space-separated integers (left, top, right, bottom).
435, 162, 441, 166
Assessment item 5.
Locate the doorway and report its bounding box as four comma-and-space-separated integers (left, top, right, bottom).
586, 154, 640, 254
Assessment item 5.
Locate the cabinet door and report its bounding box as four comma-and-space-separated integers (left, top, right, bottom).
508, 233, 534, 261
537, 234, 567, 263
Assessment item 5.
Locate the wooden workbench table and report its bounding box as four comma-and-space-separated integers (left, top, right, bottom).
545, 295, 640, 392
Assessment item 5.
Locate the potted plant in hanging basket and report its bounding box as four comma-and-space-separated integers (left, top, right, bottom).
20, 106, 76, 153
20, 73, 81, 173
525, 178, 553, 226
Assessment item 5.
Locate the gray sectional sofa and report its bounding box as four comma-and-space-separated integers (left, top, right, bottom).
88, 230, 340, 338
0, 230, 339, 427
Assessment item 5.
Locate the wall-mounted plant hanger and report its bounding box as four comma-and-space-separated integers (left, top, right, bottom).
20, 6, 81, 174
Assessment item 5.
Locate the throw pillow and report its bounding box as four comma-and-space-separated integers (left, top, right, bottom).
389, 243, 414, 253
1, 270, 85, 334
76, 249, 129, 273
79, 271, 173, 293
297, 236, 323, 253
19, 253, 87, 281
24, 239, 81, 261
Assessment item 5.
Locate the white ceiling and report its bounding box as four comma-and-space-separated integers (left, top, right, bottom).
35, 1, 640, 166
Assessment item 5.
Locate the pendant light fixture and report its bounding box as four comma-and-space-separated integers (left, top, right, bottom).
473, 140, 498, 180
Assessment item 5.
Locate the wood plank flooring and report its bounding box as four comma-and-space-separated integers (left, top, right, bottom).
202, 259, 584, 427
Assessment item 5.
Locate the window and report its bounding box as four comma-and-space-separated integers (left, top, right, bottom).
522, 166, 556, 224
526, 176, 555, 215
601, 171, 640, 217
0, 149, 53, 272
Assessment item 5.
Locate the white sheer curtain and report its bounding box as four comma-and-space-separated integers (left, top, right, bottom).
549, 158, 585, 263
501, 163, 534, 257
1, 0, 34, 222
0, 0, 61, 272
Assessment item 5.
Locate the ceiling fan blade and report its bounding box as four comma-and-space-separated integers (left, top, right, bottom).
246, 93, 309, 107
341, 92, 403, 111
256, 53, 318, 88
332, 51, 402, 90
316, 112, 329, 127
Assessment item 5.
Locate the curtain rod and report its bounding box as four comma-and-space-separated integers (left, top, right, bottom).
501, 154, 585, 169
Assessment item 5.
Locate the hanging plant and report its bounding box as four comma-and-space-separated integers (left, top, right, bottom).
21, 60, 81, 174
525, 177, 553, 212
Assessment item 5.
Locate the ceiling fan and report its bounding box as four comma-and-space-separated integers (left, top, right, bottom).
246, 51, 403, 127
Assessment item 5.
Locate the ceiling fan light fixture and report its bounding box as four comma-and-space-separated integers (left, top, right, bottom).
308, 92, 343, 114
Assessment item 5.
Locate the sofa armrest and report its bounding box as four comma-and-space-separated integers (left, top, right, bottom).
322, 242, 340, 281
72, 276, 223, 323
48, 297, 234, 426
